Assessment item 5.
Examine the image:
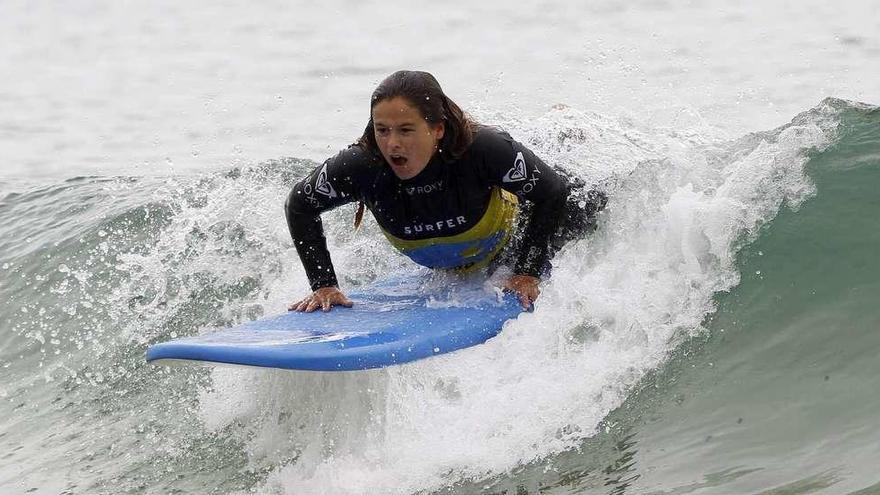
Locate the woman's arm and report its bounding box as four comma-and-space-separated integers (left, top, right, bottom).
285, 191, 341, 291
285, 146, 372, 294
475, 129, 570, 277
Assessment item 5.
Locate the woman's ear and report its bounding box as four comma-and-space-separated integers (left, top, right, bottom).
434, 122, 445, 141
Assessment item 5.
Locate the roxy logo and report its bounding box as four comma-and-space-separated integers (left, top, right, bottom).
406, 180, 444, 195
502, 151, 541, 195
503, 152, 528, 183
314, 163, 336, 198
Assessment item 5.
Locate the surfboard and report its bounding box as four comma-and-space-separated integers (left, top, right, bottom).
145, 272, 524, 371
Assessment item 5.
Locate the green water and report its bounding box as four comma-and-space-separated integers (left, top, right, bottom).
619, 105, 880, 494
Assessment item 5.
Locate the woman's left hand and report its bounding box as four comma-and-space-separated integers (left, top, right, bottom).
503, 274, 541, 309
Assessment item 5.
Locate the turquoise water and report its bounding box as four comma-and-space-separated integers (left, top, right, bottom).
1, 100, 878, 494
625, 104, 880, 494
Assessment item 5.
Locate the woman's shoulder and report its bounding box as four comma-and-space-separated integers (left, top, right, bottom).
466, 125, 519, 158
329, 143, 383, 167
320, 144, 388, 193
471, 125, 512, 145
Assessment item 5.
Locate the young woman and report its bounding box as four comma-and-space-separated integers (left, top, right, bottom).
285, 71, 606, 312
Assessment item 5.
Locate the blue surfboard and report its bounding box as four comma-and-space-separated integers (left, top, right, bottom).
146, 272, 524, 371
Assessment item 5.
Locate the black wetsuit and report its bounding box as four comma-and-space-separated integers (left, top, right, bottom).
285, 127, 606, 291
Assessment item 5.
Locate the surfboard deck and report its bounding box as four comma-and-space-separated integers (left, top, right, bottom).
145, 272, 524, 371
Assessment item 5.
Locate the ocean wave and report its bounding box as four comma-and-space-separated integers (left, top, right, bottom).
0, 98, 877, 494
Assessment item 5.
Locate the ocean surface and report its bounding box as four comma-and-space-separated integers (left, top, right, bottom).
1, 1, 879, 494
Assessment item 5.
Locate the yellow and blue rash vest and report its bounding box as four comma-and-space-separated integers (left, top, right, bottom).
379, 187, 518, 271
286, 126, 573, 291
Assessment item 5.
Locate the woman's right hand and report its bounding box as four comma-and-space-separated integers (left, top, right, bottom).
288, 286, 354, 313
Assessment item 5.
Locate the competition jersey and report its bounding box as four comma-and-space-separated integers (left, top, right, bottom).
285, 127, 570, 291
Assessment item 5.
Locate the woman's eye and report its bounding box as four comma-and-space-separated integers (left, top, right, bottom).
375, 128, 389, 136
401, 128, 413, 134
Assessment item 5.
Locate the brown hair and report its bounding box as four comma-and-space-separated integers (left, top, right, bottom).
357, 70, 477, 160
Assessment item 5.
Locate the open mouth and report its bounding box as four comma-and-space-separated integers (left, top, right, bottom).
390, 154, 408, 167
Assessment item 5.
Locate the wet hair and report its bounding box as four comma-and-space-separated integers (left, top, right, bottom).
357, 70, 477, 160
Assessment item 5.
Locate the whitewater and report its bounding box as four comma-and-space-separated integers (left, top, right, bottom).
1, 1, 879, 494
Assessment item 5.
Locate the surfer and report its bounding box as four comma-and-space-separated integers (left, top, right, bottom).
286, 70, 606, 312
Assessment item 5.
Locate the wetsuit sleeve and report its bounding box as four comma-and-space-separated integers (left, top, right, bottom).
476, 130, 569, 277
285, 147, 368, 291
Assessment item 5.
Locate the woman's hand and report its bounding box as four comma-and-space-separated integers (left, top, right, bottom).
503, 274, 541, 309
288, 286, 354, 313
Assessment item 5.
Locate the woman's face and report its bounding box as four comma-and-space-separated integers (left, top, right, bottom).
372, 97, 445, 180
